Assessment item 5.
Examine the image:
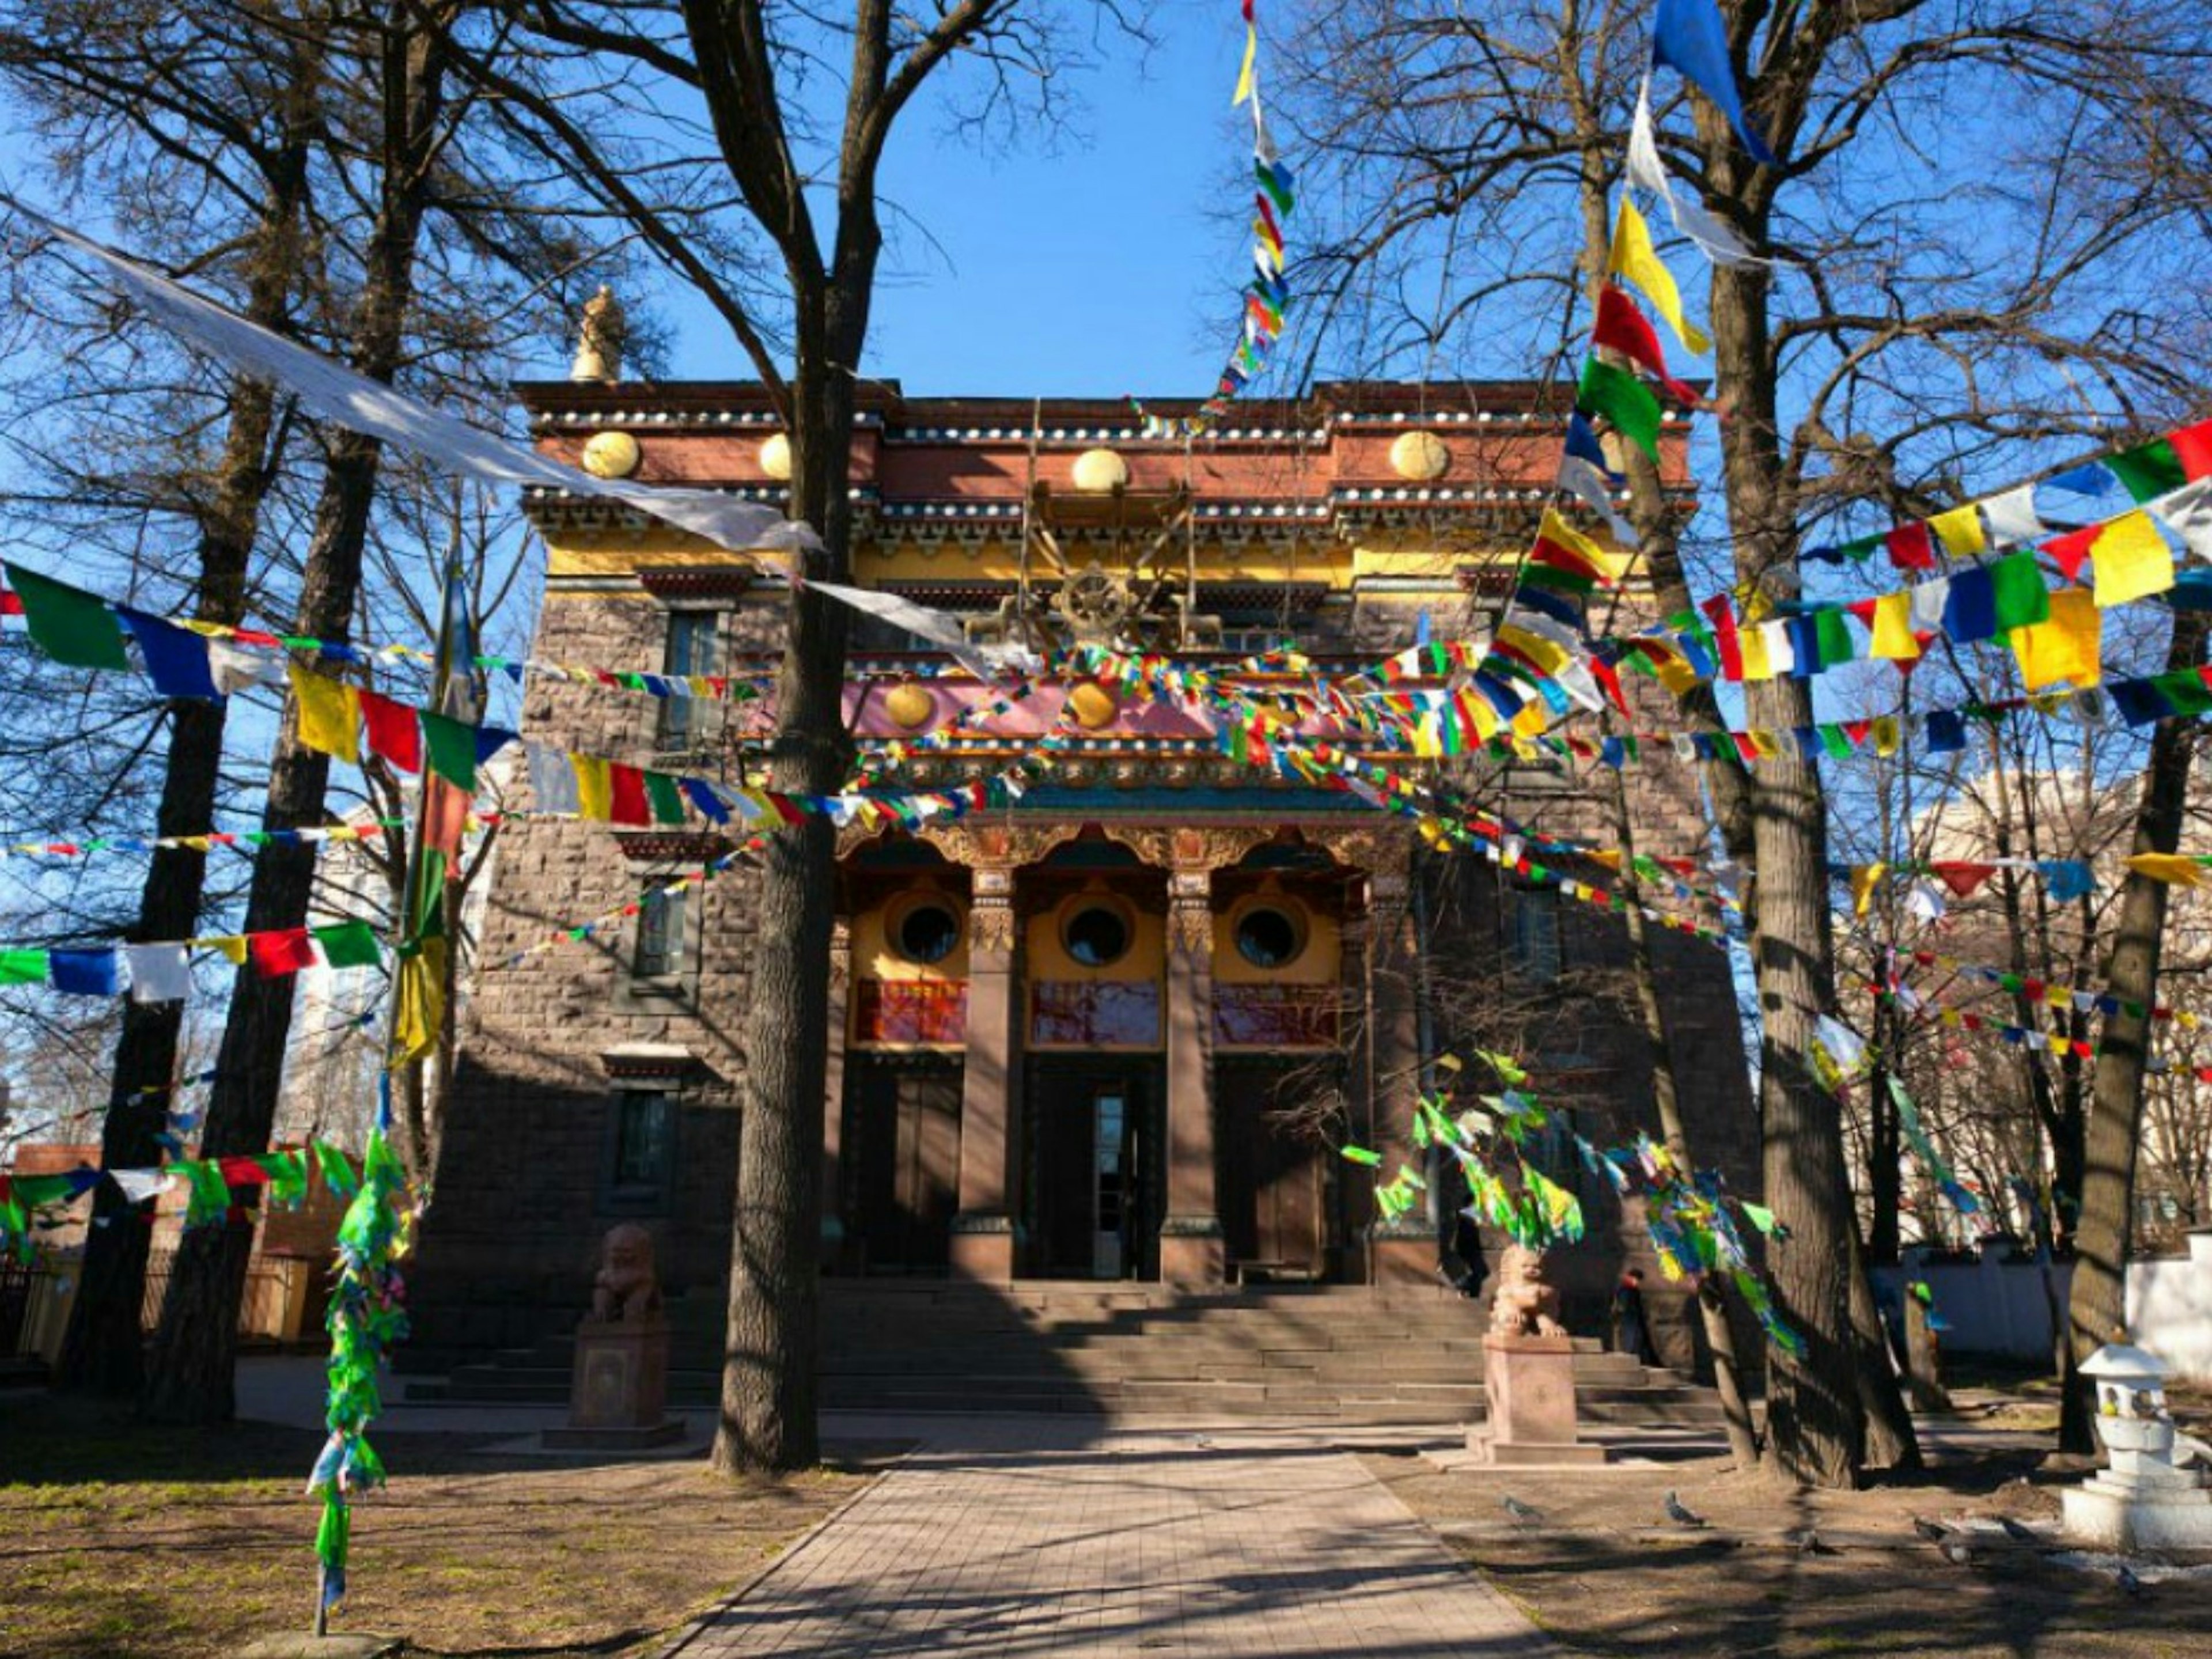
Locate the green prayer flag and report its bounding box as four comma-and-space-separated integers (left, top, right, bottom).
1575, 358, 1662, 462
2153, 666, 2212, 717
5, 563, 127, 670
0, 949, 48, 984
1838, 534, 1883, 563
1741, 1202, 1779, 1236
1818, 724, 1855, 761
1339, 1145, 1382, 1167
1988, 550, 2051, 630
313, 1141, 359, 1200
312, 919, 382, 968
2108, 439, 2187, 504
1813, 608, 1855, 668
418, 711, 475, 792
645, 771, 686, 826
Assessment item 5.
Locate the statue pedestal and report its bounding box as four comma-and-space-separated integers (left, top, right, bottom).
2062, 1427, 2212, 1552
1465, 1332, 1607, 1467
542, 1316, 684, 1451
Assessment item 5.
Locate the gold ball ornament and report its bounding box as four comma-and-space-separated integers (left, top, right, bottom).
884, 682, 937, 730
1067, 683, 1119, 729
579, 430, 641, 479
759, 433, 793, 481
1071, 447, 1129, 493
1388, 430, 1451, 482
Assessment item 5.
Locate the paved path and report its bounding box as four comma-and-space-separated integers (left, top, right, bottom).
668, 1415, 1555, 1658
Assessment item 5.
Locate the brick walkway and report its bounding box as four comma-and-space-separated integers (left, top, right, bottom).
668, 1417, 1555, 1657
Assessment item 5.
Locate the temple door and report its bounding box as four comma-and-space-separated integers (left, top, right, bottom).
853, 1066, 960, 1272
1218, 1060, 1324, 1279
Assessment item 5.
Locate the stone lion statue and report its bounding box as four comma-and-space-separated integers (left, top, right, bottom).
589, 1222, 661, 1323
1487, 1243, 1566, 1338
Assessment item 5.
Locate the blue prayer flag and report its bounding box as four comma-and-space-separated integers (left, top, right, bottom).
117, 608, 223, 701
1652, 0, 1777, 164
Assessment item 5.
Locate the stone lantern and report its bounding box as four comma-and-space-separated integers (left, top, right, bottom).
2060, 1339, 2212, 1551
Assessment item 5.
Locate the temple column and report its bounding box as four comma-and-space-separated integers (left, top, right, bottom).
1362, 866, 1435, 1285
820, 918, 855, 1272
1160, 865, 1226, 1286
949, 865, 1018, 1281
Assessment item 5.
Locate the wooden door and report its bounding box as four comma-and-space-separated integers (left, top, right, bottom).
852, 1066, 960, 1272
1218, 1060, 1324, 1278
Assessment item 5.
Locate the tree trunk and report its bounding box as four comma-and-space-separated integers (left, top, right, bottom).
1866, 1045, 1902, 1264
1704, 250, 1862, 1488
710, 358, 853, 1474
2060, 611, 2209, 1452
1847, 1210, 1921, 1471
141, 11, 444, 1424
54, 108, 314, 1395
1605, 767, 1760, 1466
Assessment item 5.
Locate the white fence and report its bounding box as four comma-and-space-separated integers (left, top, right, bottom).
1871, 1231, 2212, 1380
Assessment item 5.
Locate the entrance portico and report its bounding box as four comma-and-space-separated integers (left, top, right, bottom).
825, 811, 1419, 1287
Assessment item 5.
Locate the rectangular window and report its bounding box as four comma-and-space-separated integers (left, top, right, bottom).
1029, 981, 1162, 1048
632, 887, 687, 980
1508, 887, 1563, 983
611, 1089, 673, 1193
658, 611, 719, 752
852, 980, 969, 1044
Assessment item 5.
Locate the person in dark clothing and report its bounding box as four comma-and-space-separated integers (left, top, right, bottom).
1431, 1142, 1487, 1298
1611, 1268, 1658, 1363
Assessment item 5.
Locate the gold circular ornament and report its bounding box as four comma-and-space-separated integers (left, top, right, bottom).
884, 682, 937, 730
1388, 430, 1451, 482
1067, 683, 1119, 729
579, 430, 641, 479
1071, 446, 1129, 493
759, 433, 793, 481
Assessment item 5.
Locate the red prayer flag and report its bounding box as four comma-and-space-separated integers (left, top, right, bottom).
608, 763, 650, 826
1590, 286, 1702, 407
358, 690, 421, 772
248, 926, 318, 978
2170, 418, 2212, 482
1701, 594, 1744, 681
1885, 523, 1936, 571
423, 775, 469, 859
0, 586, 21, 616
1931, 862, 1998, 899
1588, 656, 1630, 715
2044, 525, 2099, 582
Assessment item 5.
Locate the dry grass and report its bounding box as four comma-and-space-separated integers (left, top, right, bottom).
0, 1393, 887, 1659
1371, 1420, 2212, 1659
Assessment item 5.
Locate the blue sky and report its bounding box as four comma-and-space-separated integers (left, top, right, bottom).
622, 0, 1254, 399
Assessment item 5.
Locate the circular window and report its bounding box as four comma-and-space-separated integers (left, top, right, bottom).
892, 899, 961, 965
1063, 903, 1132, 968
1234, 904, 1305, 970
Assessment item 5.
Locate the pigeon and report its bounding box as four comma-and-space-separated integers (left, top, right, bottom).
1996, 1516, 2040, 1545
1789, 1526, 1832, 1556
1663, 1490, 1706, 1528
1941, 1539, 1978, 1567
1911, 1517, 1951, 1543
2116, 1563, 2147, 1599
1502, 1494, 1541, 1525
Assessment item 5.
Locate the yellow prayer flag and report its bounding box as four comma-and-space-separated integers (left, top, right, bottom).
1412, 715, 1442, 759
391, 935, 448, 1069
204, 935, 249, 965
1588, 849, 1624, 872
1497, 624, 1569, 676
2010, 588, 2101, 690
1652, 656, 1700, 695
1233, 25, 1256, 104
1749, 729, 1784, 759
571, 753, 612, 821
1608, 197, 1709, 355
1537, 508, 1630, 583
2092, 511, 2175, 608
1512, 701, 1550, 739
1852, 863, 1887, 916
1737, 623, 1774, 681
1870, 715, 1902, 756
286, 661, 359, 764
2125, 853, 2205, 887
2047, 1032, 2069, 1055
1869, 592, 1921, 661
1929, 504, 1986, 557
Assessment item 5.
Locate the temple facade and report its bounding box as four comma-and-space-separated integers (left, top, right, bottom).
406, 380, 1757, 1368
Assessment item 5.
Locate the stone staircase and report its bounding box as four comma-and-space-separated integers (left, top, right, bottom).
410, 1280, 1720, 1426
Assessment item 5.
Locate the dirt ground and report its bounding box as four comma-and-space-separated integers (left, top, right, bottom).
1371, 1404, 2212, 1658
0, 1393, 889, 1659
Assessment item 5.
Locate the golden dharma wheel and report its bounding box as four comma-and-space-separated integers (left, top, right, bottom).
579, 430, 642, 479
1067, 682, 1119, 729
758, 433, 793, 481
884, 681, 937, 730
1388, 429, 1450, 482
